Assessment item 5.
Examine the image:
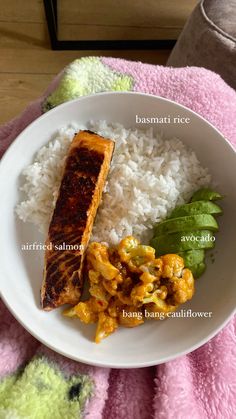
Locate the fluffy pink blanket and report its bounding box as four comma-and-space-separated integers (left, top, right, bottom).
0, 57, 235, 419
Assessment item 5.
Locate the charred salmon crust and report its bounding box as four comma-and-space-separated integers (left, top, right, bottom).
41, 130, 114, 310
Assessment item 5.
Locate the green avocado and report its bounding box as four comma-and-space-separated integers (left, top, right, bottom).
150, 230, 215, 255
178, 249, 205, 266
189, 262, 206, 278
191, 188, 223, 202
169, 200, 222, 218
178, 250, 205, 278
153, 214, 218, 236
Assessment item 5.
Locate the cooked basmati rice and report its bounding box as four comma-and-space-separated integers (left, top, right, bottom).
16, 121, 211, 244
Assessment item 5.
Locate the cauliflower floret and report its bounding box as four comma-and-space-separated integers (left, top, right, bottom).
88, 269, 100, 284
161, 254, 185, 279
130, 259, 163, 305
139, 258, 163, 279
142, 256, 194, 315
143, 270, 194, 315
95, 312, 118, 343
63, 299, 99, 323
131, 281, 156, 306
102, 274, 123, 296
158, 254, 194, 304
170, 268, 194, 304
87, 242, 119, 280
118, 235, 155, 272
89, 278, 110, 303
116, 276, 135, 305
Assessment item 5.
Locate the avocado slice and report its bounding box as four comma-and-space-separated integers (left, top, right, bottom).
188, 262, 206, 278
186, 262, 206, 278
178, 249, 205, 266
178, 250, 206, 278
191, 188, 223, 202
153, 214, 218, 236
150, 230, 215, 255
169, 200, 222, 218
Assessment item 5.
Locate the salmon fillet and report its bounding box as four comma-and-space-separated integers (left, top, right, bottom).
41, 130, 114, 310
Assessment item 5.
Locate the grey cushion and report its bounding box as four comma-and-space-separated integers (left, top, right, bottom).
167, 0, 236, 89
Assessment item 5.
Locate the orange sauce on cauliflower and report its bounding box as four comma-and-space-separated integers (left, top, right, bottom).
64, 236, 195, 343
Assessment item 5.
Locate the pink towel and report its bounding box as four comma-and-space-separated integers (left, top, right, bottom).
0, 57, 235, 419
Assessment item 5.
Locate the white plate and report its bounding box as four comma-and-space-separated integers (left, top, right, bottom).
0, 92, 236, 368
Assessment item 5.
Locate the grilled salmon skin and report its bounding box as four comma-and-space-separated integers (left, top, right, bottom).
41, 130, 114, 310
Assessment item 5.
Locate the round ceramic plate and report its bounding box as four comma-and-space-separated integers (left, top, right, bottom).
0, 92, 236, 368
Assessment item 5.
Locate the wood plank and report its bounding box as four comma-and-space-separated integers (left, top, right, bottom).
0, 49, 85, 74
1, 0, 198, 27
0, 48, 171, 74
58, 0, 198, 26
0, 21, 182, 49
58, 24, 182, 41
0, 0, 44, 23
0, 22, 49, 49
0, 73, 53, 124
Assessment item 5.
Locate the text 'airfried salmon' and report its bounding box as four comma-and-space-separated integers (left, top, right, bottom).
41, 130, 114, 310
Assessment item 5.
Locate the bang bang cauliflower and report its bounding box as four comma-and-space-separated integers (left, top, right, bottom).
64, 236, 195, 343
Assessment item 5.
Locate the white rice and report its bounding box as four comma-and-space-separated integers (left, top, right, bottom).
16, 121, 211, 244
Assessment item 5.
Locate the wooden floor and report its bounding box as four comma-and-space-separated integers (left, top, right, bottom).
0, 0, 197, 125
